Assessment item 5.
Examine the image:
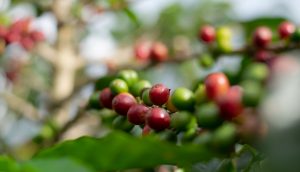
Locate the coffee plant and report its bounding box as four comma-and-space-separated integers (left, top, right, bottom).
0, 1, 300, 172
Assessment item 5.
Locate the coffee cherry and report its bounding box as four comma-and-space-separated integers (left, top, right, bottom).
170, 111, 191, 131
134, 42, 151, 61
112, 93, 137, 116
141, 88, 153, 106
150, 42, 168, 62
241, 80, 263, 107
253, 26, 272, 47
142, 125, 152, 136
171, 87, 195, 111
21, 37, 34, 50
278, 21, 295, 39
195, 102, 223, 129
127, 104, 149, 125
117, 70, 138, 87
146, 107, 170, 131
211, 122, 236, 150
88, 91, 102, 109
30, 30, 44, 42
255, 50, 273, 62
292, 27, 300, 42
194, 84, 207, 104
217, 86, 243, 120
149, 84, 170, 106
205, 72, 230, 101
198, 25, 215, 43
99, 88, 114, 109
216, 26, 232, 53
243, 63, 269, 82
109, 79, 129, 95
130, 80, 151, 97
0, 26, 8, 38
166, 97, 178, 113
198, 53, 214, 68
112, 116, 134, 132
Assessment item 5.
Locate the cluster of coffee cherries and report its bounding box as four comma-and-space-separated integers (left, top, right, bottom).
134, 41, 169, 62
197, 21, 298, 67
89, 66, 268, 150
0, 18, 44, 52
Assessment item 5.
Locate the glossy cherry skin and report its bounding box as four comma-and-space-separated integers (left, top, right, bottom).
217, 86, 243, 120
146, 107, 170, 131
134, 42, 151, 61
199, 25, 216, 43
205, 72, 230, 101
127, 104, 149, 125
112, 93, 137, 116
253, 26, 272, 47
99, 88, 114, 109
278, 21, 295, 39
149, 84, 170, 106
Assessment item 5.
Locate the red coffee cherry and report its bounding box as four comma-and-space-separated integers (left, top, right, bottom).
134, 42, 151, 62
21, 37, 34, 50
149, 84, 170, 106
150, 42, 168, 62
217, 86, 243, 120
255, 50, 273, 62
205, 72, 230, 101
253, 26, 272, 48
30, 30, 45, 42
146, 107, 170, 131
127, 104, 149, 125
112, 93, 137, 116
99, 88, 114, 109
0, 26, 8, 39
5, 31, 21, 43
198, 25, 216, 43
278, 21, 295, 39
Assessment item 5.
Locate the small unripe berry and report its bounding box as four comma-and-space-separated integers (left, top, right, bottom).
254, 50, 273, 62
112, 93, 137, 116
216, 26, 232, 53
99, 88, 114, 109
141, 88, 153, 106
109, 79, 129, 95
198, 53, 214, 68
218, 86, 243, 120
117, 70, 139, 87
253, 26, 272, 47
278, 21, 295, 39
242, 63, 269, 82
149, 84, 170, 106
198, 25, 215, 43
171, 87, 195, 111
130, 80, 151, 97
146, 107, 170, 131
205, 72, 230, 101
195, 102, 223, 129
212, 123, 236, 150
150, 42, 168, 62
127, 104, 149, 125
170, 111, 191, 131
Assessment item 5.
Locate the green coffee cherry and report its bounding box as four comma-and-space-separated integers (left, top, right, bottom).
112, 116, 134, 132
170, 111, 192, 131
212, 123, 236, 150
216, 27, 232, 53
194, 84, 207, 104
117, 69, 139, 87
193, 131, 213, 146
292, 27, 300, 42
88, 91, 102, 109
130, 80, 152, 97
171, 87, 195, 111
109, 79, 129, 95
199, 53, 214, 68
141, 88, 153, 106
243, 63, 269, 82
182, 117, 198, 141
195, 102, 223, 129
241, 80, 263, 107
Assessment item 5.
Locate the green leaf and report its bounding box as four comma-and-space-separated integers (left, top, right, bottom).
35, 132, 219, 171
0, 156, 19, 172
23, 158, 95, 172
123, 8, 140, 28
